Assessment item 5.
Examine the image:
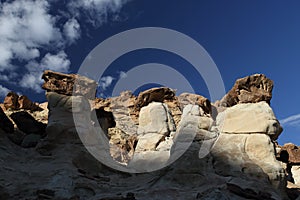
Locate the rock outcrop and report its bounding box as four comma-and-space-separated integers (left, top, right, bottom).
3, 91, 42, 111
220, 74, 273, 107
42, 70, 97, 99
0, 71, 298, 199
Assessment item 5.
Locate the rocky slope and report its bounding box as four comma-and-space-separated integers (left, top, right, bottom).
0, 71, 299, 200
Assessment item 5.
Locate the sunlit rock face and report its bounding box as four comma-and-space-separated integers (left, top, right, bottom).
0, 71, 296, 199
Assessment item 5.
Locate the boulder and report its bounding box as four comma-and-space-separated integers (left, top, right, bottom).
220, 74, 273, 107
134, 87, 175, 111
216, 101, 282, 140
137, 102, 175, 136
0, 107, 14, 133
10, 111, 46, 135
3, 91, 19, 110
42, 70, 97, 99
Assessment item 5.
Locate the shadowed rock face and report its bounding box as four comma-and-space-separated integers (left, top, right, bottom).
0, 71, 298, 199
3, 92, 42, 111
10, 111, 46, 135
220, 74, 273, 107
0, 107, 14, 133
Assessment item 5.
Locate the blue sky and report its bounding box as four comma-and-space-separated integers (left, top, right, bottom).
0, 0, 299, 145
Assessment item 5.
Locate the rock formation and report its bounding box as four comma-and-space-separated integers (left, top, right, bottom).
3, 91, 42, 111
220, 74, 273, 107
0, 70, 299, 199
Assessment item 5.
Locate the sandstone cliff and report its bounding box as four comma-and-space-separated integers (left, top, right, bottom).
0, 71, 299, 200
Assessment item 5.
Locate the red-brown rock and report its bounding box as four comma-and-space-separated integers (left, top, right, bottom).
278, 143, 300, 164
3, 91, 19, 110
134, 87, 175, 111
220, 74, 273, 107
42, 70, 97, 99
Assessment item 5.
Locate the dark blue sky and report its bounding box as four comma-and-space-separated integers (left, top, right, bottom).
0, 0, 299, 144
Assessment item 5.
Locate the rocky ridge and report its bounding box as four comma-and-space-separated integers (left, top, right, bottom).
0, 71, 299, 199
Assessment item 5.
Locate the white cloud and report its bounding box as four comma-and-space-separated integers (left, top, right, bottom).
20, 51, 70, 92
100, 76, 114, 90
0, 0, 62, 69
41, 51, 70, 72
63, 18, 81, 44
280, 114, 300, 127
119, 71, 127, 79
0, 0, 130, 94
0, 85, 10, 97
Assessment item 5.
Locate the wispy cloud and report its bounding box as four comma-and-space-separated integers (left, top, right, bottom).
280, 114, 300, 127
119, 71, 127, 79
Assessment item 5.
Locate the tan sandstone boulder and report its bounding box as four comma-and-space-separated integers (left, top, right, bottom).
216, 101, 282, 140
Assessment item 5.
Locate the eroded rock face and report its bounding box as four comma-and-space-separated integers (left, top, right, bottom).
0, 70, 295, 199
220, 74, 273, 107
42, 70, 97, 99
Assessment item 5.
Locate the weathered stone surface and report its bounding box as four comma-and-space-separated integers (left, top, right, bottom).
216, 101, 282, 140
137, 102, 175, 136
211, 133, 286, 192
220, 74, 273, 107
108, 127, 137, 163
46, 92, 91, 141
178, 93, 211, 115
134, 87, 175, 111
3, 91, 19, 110
0, 106, 14, 133
42, 70, 97, 99
292, 166, 300, 186
10, 111, 46, 135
